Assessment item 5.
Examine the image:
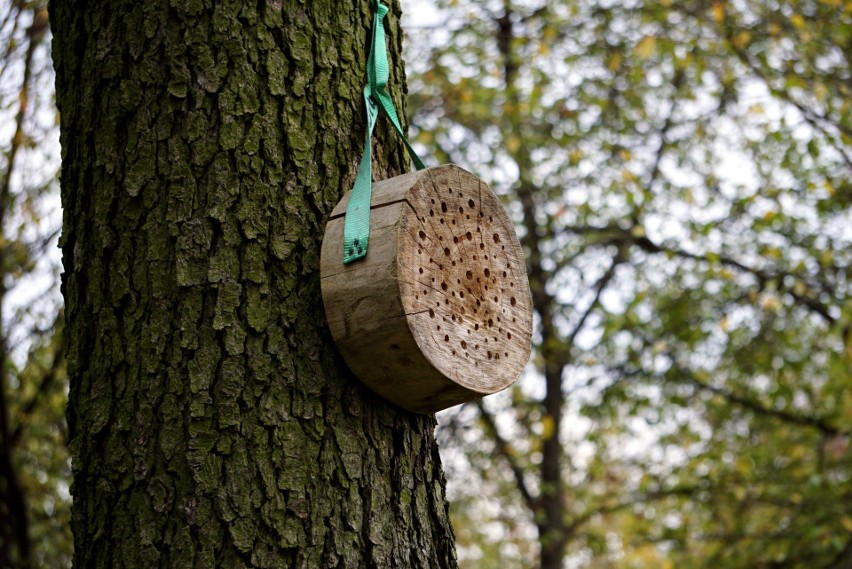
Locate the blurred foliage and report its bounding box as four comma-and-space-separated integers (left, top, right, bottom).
0, 0, 68, 568
405, 0, 851, 567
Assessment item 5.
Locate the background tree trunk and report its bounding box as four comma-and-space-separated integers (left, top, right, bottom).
51, 1, 457, 567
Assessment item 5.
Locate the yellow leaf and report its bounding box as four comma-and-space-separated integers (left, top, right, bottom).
732, 31, 752, 48
505, 135, 522, 153
635, 35, 656, 59
762, 295, 781, 312
568, 148, 582, 166
842, 517, 852, 532
814, 82, 828, 104
607, 51, 623, 71
541, 414, 556, 440
719, 316, 729, 332
790, 13, 806, 28
766, 247, 782, 259
712, 2, 725, 23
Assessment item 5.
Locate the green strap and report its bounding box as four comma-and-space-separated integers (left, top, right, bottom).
343, 0, 426, 264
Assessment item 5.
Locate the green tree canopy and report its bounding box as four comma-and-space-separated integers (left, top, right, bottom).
406, 0, 851, 566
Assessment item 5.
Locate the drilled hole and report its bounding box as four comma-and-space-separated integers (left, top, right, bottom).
459, 206, 464, 214
493, 233, 500, 243
444, 247, 451, 256
461, 340, 467, 349
510, 297, 517, 306
503, 271, 507, 278
441, 202, 448, 213
429, 309, 435, 318
484, 268, 490, 278
441, 282, 448, 291
479, 243, 485, 250
419, 267, 424, 274
444, 335, 449, 342
466, 231, 472, 241
429, 209, 434, 217
466, 270, 473, 280
468, 199, 475, 209
507, 332, 512, 339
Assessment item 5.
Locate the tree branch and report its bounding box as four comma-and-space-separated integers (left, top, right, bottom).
474, 400, 539, 513
681, 368, 845, 437
562, 223, 837, 324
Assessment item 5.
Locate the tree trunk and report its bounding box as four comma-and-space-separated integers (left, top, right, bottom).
51, 1, 457, 567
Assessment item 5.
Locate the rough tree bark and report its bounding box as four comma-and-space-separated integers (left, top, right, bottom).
51, 1, 457, 567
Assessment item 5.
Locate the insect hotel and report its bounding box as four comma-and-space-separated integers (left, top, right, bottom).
321, 165, 533, 413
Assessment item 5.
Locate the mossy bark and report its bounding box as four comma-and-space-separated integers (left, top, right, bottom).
51, 1, 457, 567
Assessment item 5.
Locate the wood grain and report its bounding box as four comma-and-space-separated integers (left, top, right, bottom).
321, 165, 532, 413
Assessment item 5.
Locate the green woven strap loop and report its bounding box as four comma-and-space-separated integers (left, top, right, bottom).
343, 0, 425, 264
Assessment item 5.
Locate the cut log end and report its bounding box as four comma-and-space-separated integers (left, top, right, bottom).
400, 165, 532, 396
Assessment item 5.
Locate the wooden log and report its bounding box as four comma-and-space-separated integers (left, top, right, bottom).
321, 164, 532, 413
